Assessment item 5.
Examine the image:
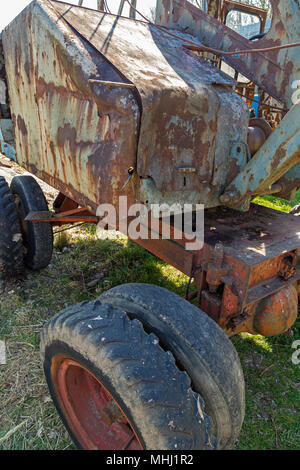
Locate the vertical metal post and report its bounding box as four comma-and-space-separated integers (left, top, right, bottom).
207, 0, 221, 18
129, 0, 137, 18
118, 0, 125, 15
78, 0, 84, 5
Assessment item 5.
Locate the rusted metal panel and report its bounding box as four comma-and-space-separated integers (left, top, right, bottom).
2, 0, 299, 216
156, 0, 300, 109
2, 0, 250, 211
240, 283, 298, 337
0, 37, 6, 93
134, 236, 195, 276
135, 204, 300, 335
201, 205, 300, 332
2, 0, 140, 214
276, 162, 300, 200
203, 205, 300, 267
44, 1, 249, 208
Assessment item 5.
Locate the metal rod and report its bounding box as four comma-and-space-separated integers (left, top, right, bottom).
183, 41, 300, 57
129, 0, 136, 19
118, 0, 125, 16
88, 79, 135, 88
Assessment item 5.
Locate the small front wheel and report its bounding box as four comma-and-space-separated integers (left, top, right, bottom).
0, 176, 24, 279
10, 175, 53, 270
41, 300, 217, 450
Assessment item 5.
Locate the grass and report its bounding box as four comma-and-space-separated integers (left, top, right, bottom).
0, 195, 299, 450
253, 190, 300, 213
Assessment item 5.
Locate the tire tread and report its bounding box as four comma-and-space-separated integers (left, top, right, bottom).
0, 176, 24, 279
41, 300, 217, 450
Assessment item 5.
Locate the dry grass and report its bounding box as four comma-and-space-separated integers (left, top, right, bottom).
0, 167, 299, 449
0, 274, 73, 449
0, 226, 191, 450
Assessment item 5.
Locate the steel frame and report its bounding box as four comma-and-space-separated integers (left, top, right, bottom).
27, 194, 300, 337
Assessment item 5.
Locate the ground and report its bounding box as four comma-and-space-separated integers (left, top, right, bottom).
0, 154, 299, 450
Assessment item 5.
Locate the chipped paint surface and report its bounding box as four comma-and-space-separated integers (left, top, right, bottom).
2, 0, 249, 211
221, 103, 300, 208
134, 203, 300, 335
1, 0, 299, 212
2, 0, 140, 213
156, 0, 300, 109
51, 1, 249, 206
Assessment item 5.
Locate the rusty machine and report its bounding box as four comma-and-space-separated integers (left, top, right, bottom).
0, 0, 299, 451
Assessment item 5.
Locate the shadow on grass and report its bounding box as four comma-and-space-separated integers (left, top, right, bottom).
1, 228, 299, 450
41, 232, 192, 310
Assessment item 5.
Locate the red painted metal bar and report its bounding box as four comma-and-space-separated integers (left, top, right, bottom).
25, 209, 99, 225
25, 196, 300, 338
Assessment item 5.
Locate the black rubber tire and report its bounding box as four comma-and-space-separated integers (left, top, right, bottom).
100, 283, 245, 449
0, 176, 24, 279
41, 300, 217, 450
10, 175, 53, 270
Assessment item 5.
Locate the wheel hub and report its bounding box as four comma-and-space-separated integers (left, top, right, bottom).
52, 356, 143, 450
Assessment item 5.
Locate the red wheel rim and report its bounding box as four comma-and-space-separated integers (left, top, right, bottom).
51, 356, 143, 450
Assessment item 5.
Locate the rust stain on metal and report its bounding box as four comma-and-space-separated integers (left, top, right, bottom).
279, 255, 297, 280
131, 204, 300, 336
48, 0, 249, 206
244, 284, 298, 337
156, 0, 300, 108
17, 115, 28, 137
2, 0, 140, 216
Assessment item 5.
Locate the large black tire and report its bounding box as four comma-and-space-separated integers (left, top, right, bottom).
10, 175, 53, 270
0, 176, 24, 279
41, 300, 217, 450
100, 283, 245, 449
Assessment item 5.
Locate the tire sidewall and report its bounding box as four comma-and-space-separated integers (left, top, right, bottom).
10, 176, 53, 270
100, 284, 245, 449
0, 176, 24, 278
